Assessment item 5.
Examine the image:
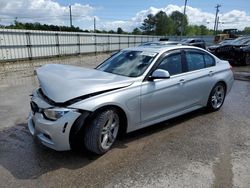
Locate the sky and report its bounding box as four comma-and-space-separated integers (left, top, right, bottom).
0, 0, 250, 31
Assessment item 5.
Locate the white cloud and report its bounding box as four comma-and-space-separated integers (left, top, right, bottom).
98, 20, 134, 32
100, 4, 250, 31
0, 0, 96, 26
0, 1, 249, 31
219, 10, 250, 30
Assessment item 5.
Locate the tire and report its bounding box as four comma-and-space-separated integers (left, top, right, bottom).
206, 83, 226, 112
245, 53, 250, 65
84, 108, 120, 154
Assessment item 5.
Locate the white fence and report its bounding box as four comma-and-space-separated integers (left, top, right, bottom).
0, 29, 163, 62
0, 29, 214, 62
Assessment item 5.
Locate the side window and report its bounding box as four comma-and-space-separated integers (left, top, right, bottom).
186, 51, 205, 71
158, 53, 182, 76
204, 54, 215, 67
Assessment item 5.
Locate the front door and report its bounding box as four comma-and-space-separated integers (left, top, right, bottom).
140, 51, 187, 123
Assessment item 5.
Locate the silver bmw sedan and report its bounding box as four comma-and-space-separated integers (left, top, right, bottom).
28, 45, 234, 154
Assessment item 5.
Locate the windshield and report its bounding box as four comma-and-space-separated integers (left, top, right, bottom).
181, 38, 196, 43
96, 50, 157, 77
181, 39, 189, 43
140, 42, 162, 46
230, 37, 250, 45
219, 40, 232, 45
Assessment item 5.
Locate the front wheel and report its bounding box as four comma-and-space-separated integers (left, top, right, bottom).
84, 108, 120, 154
206, 83, 226, 112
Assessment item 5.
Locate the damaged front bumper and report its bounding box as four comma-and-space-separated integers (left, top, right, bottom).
28, 89, 85, 151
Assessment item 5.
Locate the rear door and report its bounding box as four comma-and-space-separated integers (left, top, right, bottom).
181, 49, 217, 107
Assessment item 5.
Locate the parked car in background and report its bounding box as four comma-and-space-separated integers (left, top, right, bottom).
28, 45, 234, 155
159, 38, 169, 41
207, 39, 234, 52
180, 38, 206, 49
139, 41, 179, 46
208, 36, 250, 65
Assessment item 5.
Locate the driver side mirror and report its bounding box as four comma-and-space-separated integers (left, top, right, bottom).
149, 69, 170, 81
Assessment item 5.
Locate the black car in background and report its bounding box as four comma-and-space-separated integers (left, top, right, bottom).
180, 38, 206, 49
208, 37, 250, 65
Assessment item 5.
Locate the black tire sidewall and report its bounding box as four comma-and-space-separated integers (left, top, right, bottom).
84, 108, 119, 154
245, 53, 250, 65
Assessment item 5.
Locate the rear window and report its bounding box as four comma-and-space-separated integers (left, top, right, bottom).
185, 50, 215, 71
204, 54, 215, 67
186, 52, 205, 71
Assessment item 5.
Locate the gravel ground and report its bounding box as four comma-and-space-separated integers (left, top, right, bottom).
0, 54, 250, 188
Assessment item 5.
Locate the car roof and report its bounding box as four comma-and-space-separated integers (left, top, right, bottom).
181, 38, 205, 43
123, 45, 206, 54
139, 41, 179, 47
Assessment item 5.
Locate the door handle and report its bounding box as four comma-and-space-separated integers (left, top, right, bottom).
179, 79, 185, 85
209, 71, 214, 76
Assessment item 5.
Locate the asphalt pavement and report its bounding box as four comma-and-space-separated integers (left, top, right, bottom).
0, 55, 250, 188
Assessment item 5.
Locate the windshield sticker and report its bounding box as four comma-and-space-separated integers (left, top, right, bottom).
141, 51, 157, 57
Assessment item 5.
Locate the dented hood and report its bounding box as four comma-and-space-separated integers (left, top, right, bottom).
36, 64, 134, 103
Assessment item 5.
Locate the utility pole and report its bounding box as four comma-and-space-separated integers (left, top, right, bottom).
180, 0, 188, 38
69, 5, 73, 27
216, 16, 220, 32
94, 17, 96, 32
214, 4, 221, 34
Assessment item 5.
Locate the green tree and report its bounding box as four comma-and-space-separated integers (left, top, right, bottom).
186, 25, 200, 35
243, 27, 250, 34
108, 30, 116, 34
186, 25, 211, 36
170, 11, 188, 36
117, 27, 124, 34
6, 20, 85, 32
140, 14, 156, 35
155, 11, 173, 35
132, 27, 142, 35
199, 25, 208, 35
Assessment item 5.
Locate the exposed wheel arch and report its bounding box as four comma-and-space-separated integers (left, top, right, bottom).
217, 81, 227, 93
69, 105, 128, 150
69, 112, 90, 150
91, 105, 128, 136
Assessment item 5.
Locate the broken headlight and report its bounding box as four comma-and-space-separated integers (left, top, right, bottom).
43, 108, 76, 121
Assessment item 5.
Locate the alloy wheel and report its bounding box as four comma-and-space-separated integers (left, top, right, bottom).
211, 85, 225, 109
100, 110, 119, 150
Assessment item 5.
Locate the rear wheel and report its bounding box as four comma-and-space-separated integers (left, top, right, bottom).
206, 83, 226, 112
84, 108, 119, 154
